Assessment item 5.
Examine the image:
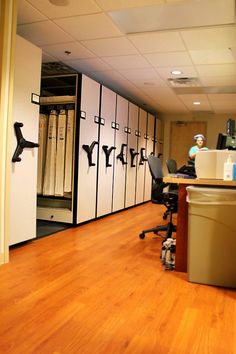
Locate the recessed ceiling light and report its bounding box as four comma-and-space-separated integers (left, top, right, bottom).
193, 101, 201, 105
171, 70, 182, 75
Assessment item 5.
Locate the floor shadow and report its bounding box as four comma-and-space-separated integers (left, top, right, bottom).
36, 219, 71, 238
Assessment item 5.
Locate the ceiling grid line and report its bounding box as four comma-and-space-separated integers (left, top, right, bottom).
17, 0, 236, 114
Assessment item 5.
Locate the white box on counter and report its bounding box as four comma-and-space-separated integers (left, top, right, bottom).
195, 150, 236, 179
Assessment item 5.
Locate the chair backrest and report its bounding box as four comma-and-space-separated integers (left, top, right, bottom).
148, 155, 178, 211
166, 158, 179, 192
166, 158, 177, 174
147, 156, 165, 204
148, 155, 164, 180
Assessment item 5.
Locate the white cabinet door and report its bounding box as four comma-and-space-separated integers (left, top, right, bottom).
136, 108, 147, 204
77, 75, 100, 223
155, 118, 163, 157
97, 86, 116, 217
125, 102, 139, 208
144, 113, 155, 202
9, 35, 42, 245
112, 95, 128, 212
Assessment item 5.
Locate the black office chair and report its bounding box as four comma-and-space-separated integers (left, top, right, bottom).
166, 158, 177, 174
164, 158, 179, 220
166, 158, 179, 191
139, 155, 178, 240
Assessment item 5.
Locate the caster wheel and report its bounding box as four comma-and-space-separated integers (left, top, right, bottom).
139, 232, 145, 239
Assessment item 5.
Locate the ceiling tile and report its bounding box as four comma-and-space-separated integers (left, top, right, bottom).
144, 51, 192, 67
102, 55, 151, 70
128, 31, 186, 53
17, 0, 47, 25
196, 64, 236, 77
90, 69, 127, 83
95, 0, 164, 11
42, 52, 57, 63
42, 42, 95, 60
17, 21, 73, 46
108, 0, 235, 34
178, 94, 212, 111
166, 0, 191, 2
189, 49, 235, 65
119, 68, 167, 87
208, 93, 236, 113
142, 86, 177, 99
81, 37, 138, 56
142, 86, 187, 109
54, 13, 122, 41
118, 67, 162, 81
200, 75, 236, 87
63, 58, 112, 72
16, 0, 236, 115
136, 80, 168, 89
27, 0, 101, 18
90, 70, 133, 92
163, 106, 189, 113
181, 26, 236, 50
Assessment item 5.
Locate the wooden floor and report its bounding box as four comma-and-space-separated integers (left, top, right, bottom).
0, 203, 235, 354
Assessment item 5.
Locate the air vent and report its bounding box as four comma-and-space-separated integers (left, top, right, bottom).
41, 61, 77, 76
168, 77, 201, 87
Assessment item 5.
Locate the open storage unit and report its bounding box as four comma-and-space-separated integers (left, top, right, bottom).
37, 74, 80, 224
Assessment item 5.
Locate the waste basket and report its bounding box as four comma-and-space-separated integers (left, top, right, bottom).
187, 186, 236, 288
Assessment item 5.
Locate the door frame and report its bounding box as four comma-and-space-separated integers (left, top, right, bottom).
0, 0, 17, 264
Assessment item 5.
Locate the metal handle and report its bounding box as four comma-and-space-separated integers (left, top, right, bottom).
130, 148, 139, 167
102, 145, 116, 167
12, 122, 39, 162
139, 147, 148, 165
82, 141, 98, 166
116, 143, 127, 165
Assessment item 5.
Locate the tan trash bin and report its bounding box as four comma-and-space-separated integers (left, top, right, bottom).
187, 186, 236, 288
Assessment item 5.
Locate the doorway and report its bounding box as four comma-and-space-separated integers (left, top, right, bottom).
169, 121, 207, 168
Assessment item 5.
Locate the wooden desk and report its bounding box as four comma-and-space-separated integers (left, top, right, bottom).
163, 176, 236, 273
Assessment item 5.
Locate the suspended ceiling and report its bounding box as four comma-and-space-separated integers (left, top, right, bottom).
17, 0, 236, 115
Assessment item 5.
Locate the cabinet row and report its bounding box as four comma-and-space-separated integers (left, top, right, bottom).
9, 36, 163, 246
37, 74, 163, 225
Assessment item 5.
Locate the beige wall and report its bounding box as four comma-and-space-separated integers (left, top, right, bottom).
158, 112, 236, 172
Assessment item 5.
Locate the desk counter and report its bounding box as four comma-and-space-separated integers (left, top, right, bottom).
164, 176, 236, 187
163, 176, 236, 272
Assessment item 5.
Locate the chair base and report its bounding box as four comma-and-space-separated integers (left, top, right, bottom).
139, 222, 176, 240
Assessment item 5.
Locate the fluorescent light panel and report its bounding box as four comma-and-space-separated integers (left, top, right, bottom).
108, 0, 235, 34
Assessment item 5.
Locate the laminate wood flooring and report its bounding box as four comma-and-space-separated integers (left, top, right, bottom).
0, 202, 235, 354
